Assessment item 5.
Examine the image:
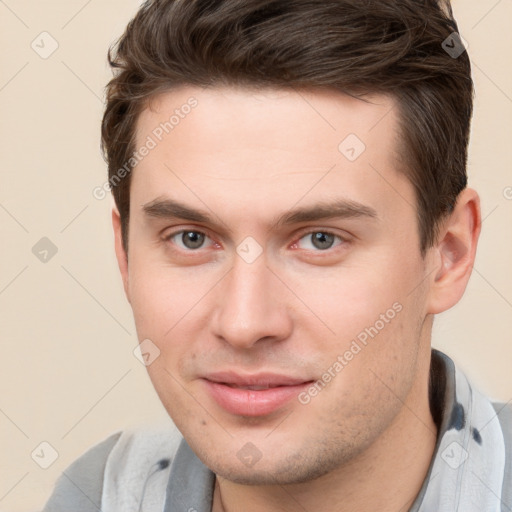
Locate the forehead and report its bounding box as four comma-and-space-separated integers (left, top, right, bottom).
135, 85, 398, 159
131, 86, 413, 227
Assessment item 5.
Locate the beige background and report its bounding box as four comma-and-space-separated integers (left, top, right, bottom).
0, 1, 511, 511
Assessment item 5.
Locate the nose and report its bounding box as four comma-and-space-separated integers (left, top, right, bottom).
211, 256, 293, 350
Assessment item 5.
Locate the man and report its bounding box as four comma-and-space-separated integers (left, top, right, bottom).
43, 0, 512, 511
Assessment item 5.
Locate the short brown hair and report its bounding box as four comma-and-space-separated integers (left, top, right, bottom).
101, 0, 473, 254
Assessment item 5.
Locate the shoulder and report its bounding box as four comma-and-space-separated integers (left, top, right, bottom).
42, 422, 183, 512
492, 401, 512, 434
492, 401, 512, 506
101, 421, 183, 511
42, 431, 122, 512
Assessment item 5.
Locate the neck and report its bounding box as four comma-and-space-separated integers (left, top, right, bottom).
213, 357, 438, 512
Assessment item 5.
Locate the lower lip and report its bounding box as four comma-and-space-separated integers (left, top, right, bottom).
202, 380, 311, 416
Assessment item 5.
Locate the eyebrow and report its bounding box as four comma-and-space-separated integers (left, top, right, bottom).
275, 199, 378, 226
142, 197, 378, 229
143, 198, 211, 223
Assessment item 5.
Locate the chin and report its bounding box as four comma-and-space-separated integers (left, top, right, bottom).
198, 442, 349, 486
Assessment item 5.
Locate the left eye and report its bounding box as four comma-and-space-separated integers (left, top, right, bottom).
169, 230, 214, 250
296, 231, 343, 251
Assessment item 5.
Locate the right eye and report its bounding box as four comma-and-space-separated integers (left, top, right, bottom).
165, 230, 215, 251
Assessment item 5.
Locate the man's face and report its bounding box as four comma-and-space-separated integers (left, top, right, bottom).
118, 86, 435, 484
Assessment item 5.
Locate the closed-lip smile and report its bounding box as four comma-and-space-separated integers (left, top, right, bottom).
201, 371, 314, 416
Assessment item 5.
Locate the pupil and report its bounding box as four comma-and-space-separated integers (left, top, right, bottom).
312, 232, 334, 250
183, 231, 204, 249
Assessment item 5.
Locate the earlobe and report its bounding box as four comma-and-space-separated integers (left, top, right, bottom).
427, 188, 481, 314
112, 208, 131, 303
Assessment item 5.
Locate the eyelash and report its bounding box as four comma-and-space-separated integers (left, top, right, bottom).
164, 230, 218, 252
291, 230, 346, 251
162, 228, 347, 253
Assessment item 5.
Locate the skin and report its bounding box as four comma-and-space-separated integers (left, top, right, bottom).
113, 85, 481, 512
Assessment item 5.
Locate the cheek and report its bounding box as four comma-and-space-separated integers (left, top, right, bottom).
291, 261, 424, 396
127, 257, 204, 338
145, 361, 205, 435
286, 266, 404, 343
127, 261, 214, 382
129, 276, 170, 338
301, 311, 420, 435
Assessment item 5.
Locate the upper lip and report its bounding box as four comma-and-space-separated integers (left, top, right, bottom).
203, 371, 312, 387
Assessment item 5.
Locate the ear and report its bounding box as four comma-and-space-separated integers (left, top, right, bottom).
112, 207, 131, 303
426, 188, 481, 314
